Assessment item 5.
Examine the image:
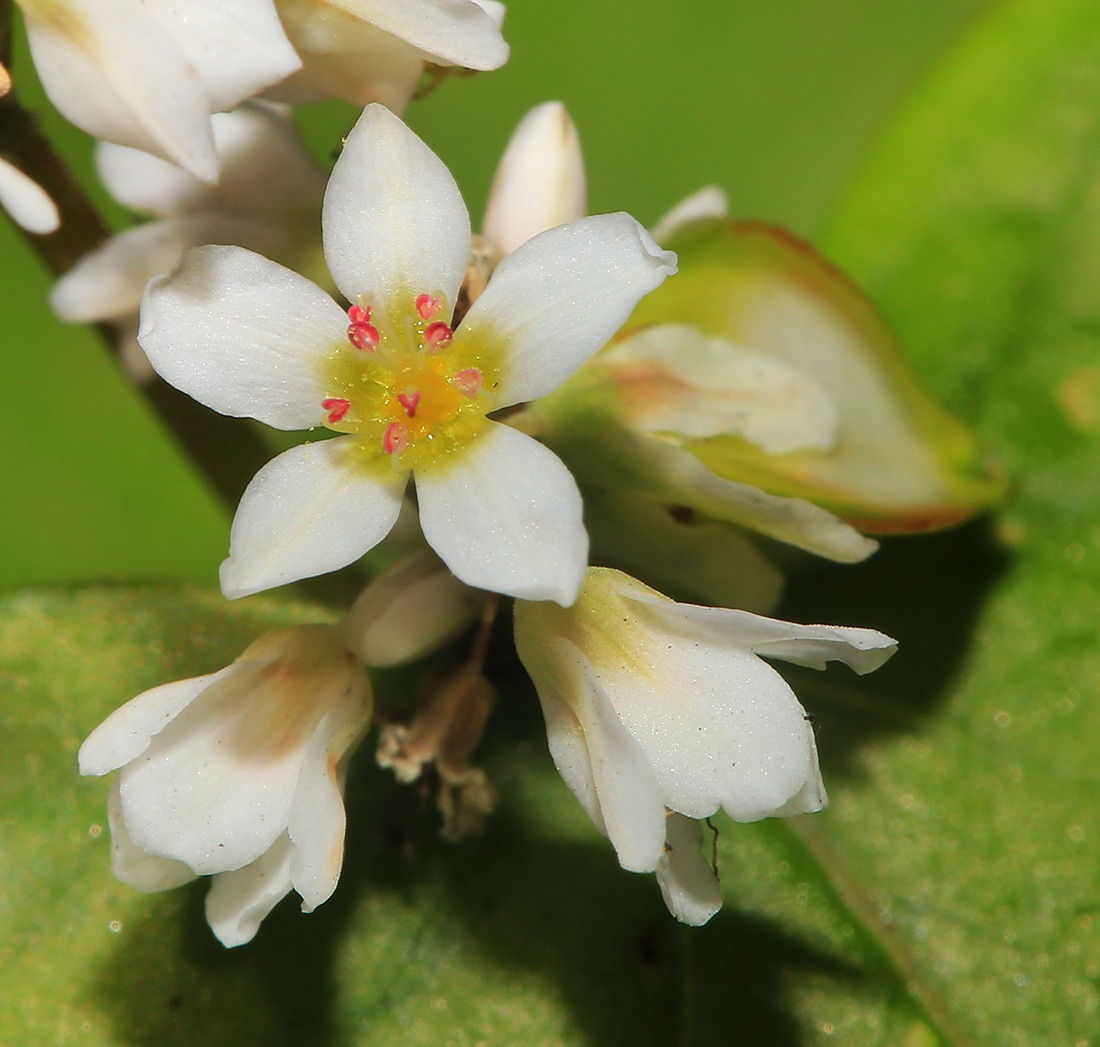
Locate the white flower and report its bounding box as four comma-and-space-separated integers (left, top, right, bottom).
17, 0, 301, 182
51, 103, 326, 374
482, 100, 586, 258
139, 104, 676, 605
0, 155, 59, 234
79, 625, 372, 947
513, 567, 897, 924
271, 0, 508, 113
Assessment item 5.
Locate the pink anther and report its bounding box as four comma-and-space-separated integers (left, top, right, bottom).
348, 304, 371, 325
424, 321, 453, 351
397, 388, 421, 418
416, 293, 442, 320
321, 398, 351, 424
348, 321, 380, 350
453, 368, 483, 398
382, 421, 408, 456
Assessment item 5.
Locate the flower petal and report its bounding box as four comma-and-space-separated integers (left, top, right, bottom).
288, 693, 371, 911
53, 215, 286, 324
461, 214, 677, 407
535, 687, 606, 837
107, 781, 198, 892
649, 184, 728, 244
482, 101, 586, 257
95, 140, 207, 218
221, 437, 407, 599
0, 156, 59, 234
166, 0, 301, 115
205, 834, 295, 947
117, 661, 307, 873
140, 244, 345, 429
545, 638, 667, 871
322, 104, 470, 309
324, 0, 509, 70
340, 550, 484, 667
23, 1, 219, 181
622, 585, 898, 674
655, 814, 723, 926
79, 667, 238, 776
415, 422, 587, 605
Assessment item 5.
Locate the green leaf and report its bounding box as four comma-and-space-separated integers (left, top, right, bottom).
779, 0, 1100, 1040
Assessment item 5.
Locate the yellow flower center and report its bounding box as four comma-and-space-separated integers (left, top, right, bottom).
320, 292, 501, 472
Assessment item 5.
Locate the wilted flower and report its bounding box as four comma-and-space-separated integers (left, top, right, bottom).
51, 102, 326, 377
271, 0, 508, 113
17, 0, 300, 181
79, 625, 372, 947
139, 104, 676, 605
513, 567, 897, 924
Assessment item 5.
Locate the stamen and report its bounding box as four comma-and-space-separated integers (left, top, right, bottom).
425, 321, 453, 352
348, 320, 380, 351
321, 398, 351, 424
453, 368, 483, 398
416, 293, 442, 320
397, 388, 421, 417
348, 304, 372, 324
383, 422, 408, 456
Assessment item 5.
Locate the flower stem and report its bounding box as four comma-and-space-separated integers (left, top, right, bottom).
0, 15, 273, 511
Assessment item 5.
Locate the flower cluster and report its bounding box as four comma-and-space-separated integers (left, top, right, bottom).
0, 0, 997, 948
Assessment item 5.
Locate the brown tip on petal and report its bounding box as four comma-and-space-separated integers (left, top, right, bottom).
0, 63, 11, 98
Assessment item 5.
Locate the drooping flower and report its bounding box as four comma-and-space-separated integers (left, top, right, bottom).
139, 103, 676, 605
17, 0, 301, 182
0, 154, 59, 234
79, 625, 372, 947
513, 567, 897, 924
51, 102, 326, 377
270, 0, 509, 113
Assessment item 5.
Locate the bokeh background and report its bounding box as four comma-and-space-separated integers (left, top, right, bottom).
0, 0, 989, 588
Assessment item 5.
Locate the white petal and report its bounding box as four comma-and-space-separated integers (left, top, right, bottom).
340, 550, 484, 667
469, 0, 505, 28
270, 4, 426, 112
772, 733, 828, 816
97, 103, 323, 221
288, 693, 370, 911
96, 140, 207, 217
160, 0, 301, 114
655, 814, 722, 926
221, 437, 407, 599
623, 588, 898, 675
639, 437, 878, 563
79, 668, 238, 776
205, 834, 295, 947
322, 104, 470, 309
116, 661, 308, 873
549, 639, 667, 872
415, 422, 587, 605
323, 0, 509, 69
649, 185, 728, 244
461, 214, 676, 407
140, 244, 344, 429
0, 156, 59, 234
107, 780, 198, 892
534, 687, 606, 837
52, 215, 286, 324
482, 101, 586, 257
24, 2, 219, 182
601, 324, 838, 455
